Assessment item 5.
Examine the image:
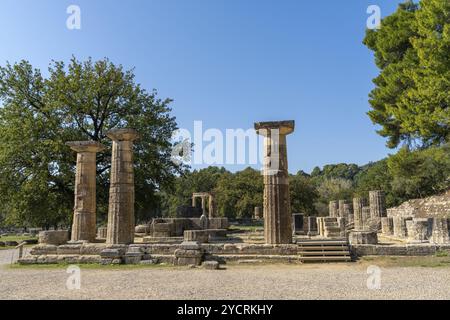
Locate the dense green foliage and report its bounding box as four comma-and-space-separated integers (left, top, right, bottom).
0, 57, 184, 228
364, 0, 449, 148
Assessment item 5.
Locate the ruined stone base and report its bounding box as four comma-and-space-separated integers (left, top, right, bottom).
348, 231, 378, 245
18, 241, 352, 265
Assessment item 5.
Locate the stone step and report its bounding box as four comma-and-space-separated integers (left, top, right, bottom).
298, 251, 350, 256
297, 246, 349, 251
301, 256, 352, 262
297, 240, 347, 245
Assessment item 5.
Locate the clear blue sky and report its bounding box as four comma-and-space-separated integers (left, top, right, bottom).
0, 0, 402, 173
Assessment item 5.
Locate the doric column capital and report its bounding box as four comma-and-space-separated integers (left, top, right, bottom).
106, 128, 139, 141
66, 141, 106, 153
254, 120, 295, 136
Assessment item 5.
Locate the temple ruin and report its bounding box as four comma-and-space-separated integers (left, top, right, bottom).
17, 124, 450, 267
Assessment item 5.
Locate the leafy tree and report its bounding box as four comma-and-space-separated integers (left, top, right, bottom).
363, 0, 449, 148
354, 160, 396, 206
215, 167, 263, 218
387, 144, 450, 201
289, 173, 318, 215
160, 166, 228, 217
0, 57, 184, 228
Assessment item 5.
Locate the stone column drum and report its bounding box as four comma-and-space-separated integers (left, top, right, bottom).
353, 197, 367, 230
66, 141, 105, 242
106, 129, 139, 245
343, 203, 353, 223
338, 200, 347, 218
369, 190, 387, 219
255, 120, 295, 244
361, 207, 371, 230
329, 201, 339, 218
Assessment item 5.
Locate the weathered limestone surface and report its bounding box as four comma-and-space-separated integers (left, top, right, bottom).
362, 207, 371, 230
348, 231, 378, 245
351, 243, 450, 257
387, 190, 450, 218
255, 120, 294, 244
329, 201, 339, 218
353, 197, 368, 230
369, 190, 387, 219
97, 227, 107, 239
406, 218, 431, 242
66, 141, 105, 242
38, 231, 69, 246
174, 241, 203, 266
307, 216, 318, 235
430, 218, 450, 244
342, 203, 353, 223
393, 216, 413, 238
184, 230, 209, 243
381, 217, 394, 235
338, 200, 347, 218
106, 128, 139, 245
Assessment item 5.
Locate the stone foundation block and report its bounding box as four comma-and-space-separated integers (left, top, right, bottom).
100, 248, 123, 259
381, 217, 394, 235
124, 252, 142, 264
80, 244, 106, 255
17, 256, 37, 265
184, 230, 209, 243
38, 230, 69, 245
79, 255, 102, 264
30, 245, 57, 256
57, 244, 82, 255
349, 231, 378, 245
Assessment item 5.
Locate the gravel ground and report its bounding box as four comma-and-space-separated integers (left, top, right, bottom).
1, 250, 449, 300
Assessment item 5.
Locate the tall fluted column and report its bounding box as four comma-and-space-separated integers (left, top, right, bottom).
66, 141, 105, 242
353, 197, 368, 230
106, 129, 139, 244
255, 120, 295, 244
369, 190, 386, 218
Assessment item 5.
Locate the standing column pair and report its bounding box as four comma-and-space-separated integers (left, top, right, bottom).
67, 128, 138, 245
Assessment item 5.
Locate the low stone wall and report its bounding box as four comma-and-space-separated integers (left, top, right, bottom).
351, 243, 450, 257
19, 242, 305, 266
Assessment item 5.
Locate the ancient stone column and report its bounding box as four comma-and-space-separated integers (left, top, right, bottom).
353, 197, 367, 230
106, 128, 139, 245
343, 203, 353, 222
208, 194, 216, 219
329, 201, 339, 218
381, 217, 394, 235
369, 190, 387, 219
192, 195, 196, 207
201, 196, 206, 216
338, 200, 347, 218
66, 141, 105, 242
362, 206, 371, 230
255, 120, 294, 244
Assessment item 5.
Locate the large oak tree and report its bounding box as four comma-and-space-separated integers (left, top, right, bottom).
0, 57, 185, 228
